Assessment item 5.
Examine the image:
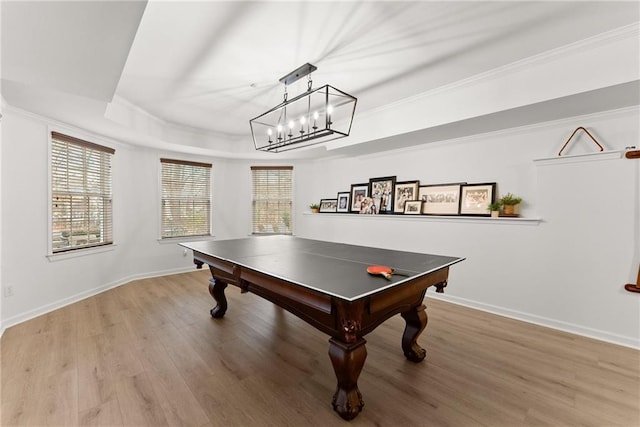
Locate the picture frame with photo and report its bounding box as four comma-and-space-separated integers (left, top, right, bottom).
403, 200, 422, 215
460, 183, 496, 216
358, 197, 377, 215
419, 183, 464, 215
319, 198, 338, 213
368, 176, 396, 214
393, 180, 420, 214
349, 183, 369, 213
336, 191, 350, 213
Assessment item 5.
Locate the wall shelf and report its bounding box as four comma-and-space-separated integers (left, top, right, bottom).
303, 212, 542, 225
533, 150, 624, 166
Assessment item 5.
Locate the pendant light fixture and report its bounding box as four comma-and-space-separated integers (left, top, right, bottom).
250, 63, 357, 153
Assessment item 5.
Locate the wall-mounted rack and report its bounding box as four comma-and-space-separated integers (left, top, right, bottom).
557, 126, 604, 156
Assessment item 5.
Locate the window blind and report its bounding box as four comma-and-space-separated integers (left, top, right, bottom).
251, 166, 293, 234
161, 158, 212, 238
51, 132, 114, 253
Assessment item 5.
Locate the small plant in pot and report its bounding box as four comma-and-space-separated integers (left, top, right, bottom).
309, 203, 320, 213
487, 201, 502, 218
499, 193, 522, 216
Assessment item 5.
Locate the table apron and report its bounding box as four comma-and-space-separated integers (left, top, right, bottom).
195, 252, 339, 335
195, 250, 450, 340
369, 267, 449, 315
362, 267, 449, 335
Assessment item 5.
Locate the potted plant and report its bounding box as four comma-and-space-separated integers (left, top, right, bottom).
499, 193, 522, 216
309, 203, 320, 213
487, 201, 502, 218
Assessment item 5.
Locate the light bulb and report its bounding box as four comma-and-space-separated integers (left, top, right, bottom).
267, 128, 272, 136
327, 105, 334, 115
289, 120, 294, 129
300, 116, 306, 125
277, 124, 283, 132
313, 111, 319, 120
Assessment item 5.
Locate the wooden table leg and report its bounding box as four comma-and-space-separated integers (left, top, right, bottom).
401, 304, 428, 362
208, 278, 228, 318
328, 338, 367, 420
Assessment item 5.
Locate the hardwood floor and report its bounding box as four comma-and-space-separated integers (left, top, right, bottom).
2, 269, 639, 426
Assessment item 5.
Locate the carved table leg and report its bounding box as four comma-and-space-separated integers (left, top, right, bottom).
400, 304, 428, 362
208, 278, 228, 318
328, 338, 367, 420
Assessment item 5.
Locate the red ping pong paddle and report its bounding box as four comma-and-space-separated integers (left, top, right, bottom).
367, 265, 409, 280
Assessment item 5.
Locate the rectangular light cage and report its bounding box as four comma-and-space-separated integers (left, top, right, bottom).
250, 84, 356, 153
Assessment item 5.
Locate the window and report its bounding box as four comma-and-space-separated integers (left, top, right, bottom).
51, 132, 114, 253
251, 166, 293, 234
161, 158, 212, 238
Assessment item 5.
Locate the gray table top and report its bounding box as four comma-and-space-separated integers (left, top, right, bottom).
182, 236, 464, 301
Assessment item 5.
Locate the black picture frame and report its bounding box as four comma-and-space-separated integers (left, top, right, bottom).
393, 180, 420, 214
418, 183, 465, 215
336, 191, 350, 213
319, 198, 338, 213
349, 183, 369, 213
460, 183, 496, 216
403, 200, 422, 215
368, 176, 396, 214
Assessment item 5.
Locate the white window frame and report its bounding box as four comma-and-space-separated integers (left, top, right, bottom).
47, 129, 116, 259
158, 158, 213, 241
250, 166, 294, 235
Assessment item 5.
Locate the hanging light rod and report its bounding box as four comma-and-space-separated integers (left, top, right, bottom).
250, 63, 357, 153
279, 63, 317, 86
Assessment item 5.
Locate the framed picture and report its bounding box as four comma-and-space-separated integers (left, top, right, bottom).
403, 200, 422, 215
350, 183, 369, 213
393, 180, 420, 214
336, 191, 350, 213
369, 176, 396, 214
460, 183, 496, 216
319, 198, 338, 213
359, 197, 377, 214
419, 183, 464, 215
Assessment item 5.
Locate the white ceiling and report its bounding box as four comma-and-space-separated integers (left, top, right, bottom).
2, 1, 639, 159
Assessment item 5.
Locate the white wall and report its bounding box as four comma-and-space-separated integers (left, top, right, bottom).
1, 3, 4, 335
0, 106, 3, 335
0, 110, 249, 328
294, 108, 640, 348
0, 109, 299, 329
1, 105, 639, 348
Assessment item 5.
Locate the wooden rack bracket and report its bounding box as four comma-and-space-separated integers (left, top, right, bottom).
624, 265, 640, 294
625, 150, 640, 159
558, 127, 604, 157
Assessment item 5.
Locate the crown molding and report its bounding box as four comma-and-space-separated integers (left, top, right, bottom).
107, 95, 242, 140
459, 105, 640, 146
357, 22, 640, 121
1, 104, 135, 150
332, 104, 640, 160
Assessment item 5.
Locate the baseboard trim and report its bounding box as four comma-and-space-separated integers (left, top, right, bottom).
0, 266, 197, 332
428, 292, 640, 350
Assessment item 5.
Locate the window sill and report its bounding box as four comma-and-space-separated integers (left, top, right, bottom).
47, 244, 117, 262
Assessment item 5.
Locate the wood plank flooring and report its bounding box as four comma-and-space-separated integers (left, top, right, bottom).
2, 269, 639, 426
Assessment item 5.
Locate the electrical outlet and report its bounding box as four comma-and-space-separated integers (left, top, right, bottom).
3, 285, 14, 297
